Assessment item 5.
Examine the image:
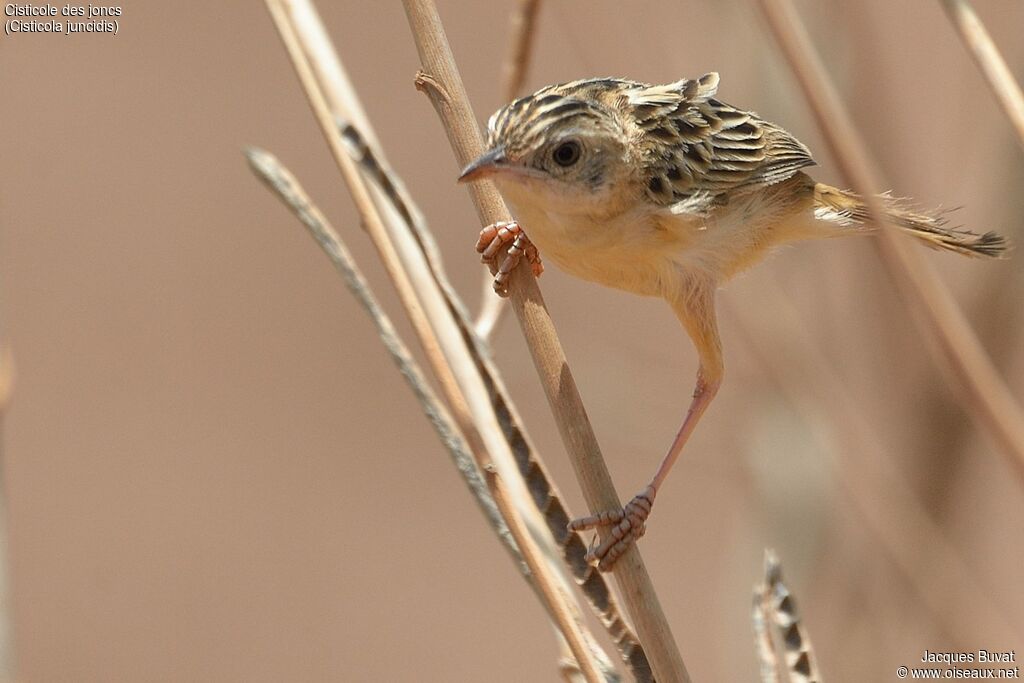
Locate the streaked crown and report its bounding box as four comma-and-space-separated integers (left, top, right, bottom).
486, 79, 633, 159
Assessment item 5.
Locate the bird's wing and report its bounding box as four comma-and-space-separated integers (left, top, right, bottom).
629, 73, 816, 211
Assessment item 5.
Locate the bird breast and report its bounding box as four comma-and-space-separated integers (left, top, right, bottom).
501, 182, 814, 299
503, 192, 704, 298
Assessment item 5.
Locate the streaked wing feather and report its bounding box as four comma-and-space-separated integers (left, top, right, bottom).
632, 73, 815, 210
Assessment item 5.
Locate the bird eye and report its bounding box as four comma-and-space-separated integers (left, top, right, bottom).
552, 140, 581, 167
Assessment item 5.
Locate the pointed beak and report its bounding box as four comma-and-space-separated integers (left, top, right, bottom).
458, 146, 509, 183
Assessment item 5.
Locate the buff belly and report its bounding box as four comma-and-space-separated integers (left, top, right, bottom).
502, 179, 821, 298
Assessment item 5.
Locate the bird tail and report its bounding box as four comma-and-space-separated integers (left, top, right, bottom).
813, 183, 1008, 258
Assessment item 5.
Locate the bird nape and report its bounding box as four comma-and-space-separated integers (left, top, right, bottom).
460, 72, 1008, 571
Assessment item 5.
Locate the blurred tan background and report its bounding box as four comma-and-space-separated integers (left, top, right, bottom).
2, 1, 1023, 681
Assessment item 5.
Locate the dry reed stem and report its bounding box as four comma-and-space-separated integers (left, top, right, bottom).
246, 147, 522, 571
476, 0, 543, 340
500, 0, 541, 104
938, 0, 1024, 151
265, 0, 469, 453
402, 2, 691, 681
265, 1, 616, 678
559, 654, 588, 683
0, 343, 11, 682
757, 0, 1024, 486
0, 347, 12, 416
247, 148, 605, 682
342, 122, 651, 680
485, 467, 606, 683
270, 2, 652, 678
340, 122, 652, 680
340, 125, 636, 683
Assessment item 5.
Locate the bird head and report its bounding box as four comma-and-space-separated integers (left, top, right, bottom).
459, 84, 637, 216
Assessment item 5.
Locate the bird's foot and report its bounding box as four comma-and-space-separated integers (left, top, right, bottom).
475, 221, 543, 297
567, 486, 655, 572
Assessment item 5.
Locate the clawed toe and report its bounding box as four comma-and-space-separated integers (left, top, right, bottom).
567, 486, 655, 571
475, 221, 543, 297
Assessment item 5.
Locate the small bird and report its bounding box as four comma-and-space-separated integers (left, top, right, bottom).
459, 73, 1007, 570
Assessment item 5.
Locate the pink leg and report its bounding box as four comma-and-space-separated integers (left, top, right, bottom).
475, 221, 543, 297
569, 373, 720, 570
569, 284, 723, 571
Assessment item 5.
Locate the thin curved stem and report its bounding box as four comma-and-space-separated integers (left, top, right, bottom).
757, 0, 1024, 486
938, 0, 1024, 152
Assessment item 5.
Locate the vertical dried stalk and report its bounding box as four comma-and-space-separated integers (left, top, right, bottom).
0, 344, 14, 680
757, 0, 1024, 485
500, 0, 542, 104
476, 0, 544, 340
264, 2, 614, 678
0, 347, 12, 418
938, 0, 1024, 150
402, 2, 692, 681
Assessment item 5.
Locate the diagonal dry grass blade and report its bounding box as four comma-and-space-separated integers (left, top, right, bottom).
938, 0, 1024, 151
